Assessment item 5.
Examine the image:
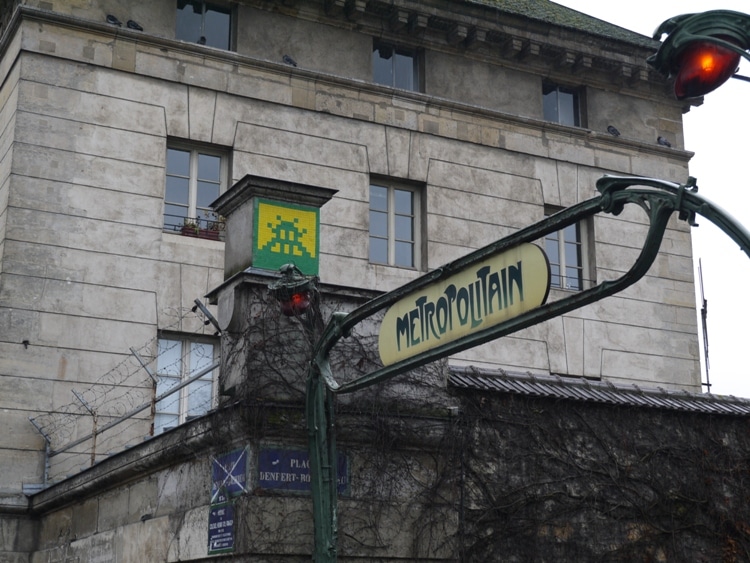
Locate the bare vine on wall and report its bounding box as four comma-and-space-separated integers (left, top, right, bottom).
212, 283, 750, 562
215, 283, 459, 560
455, 391, 750, 562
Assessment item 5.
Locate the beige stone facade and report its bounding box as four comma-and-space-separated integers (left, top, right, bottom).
0, 0, 704, 559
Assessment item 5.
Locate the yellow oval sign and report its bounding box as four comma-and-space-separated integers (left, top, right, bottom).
378, 243, 550, 366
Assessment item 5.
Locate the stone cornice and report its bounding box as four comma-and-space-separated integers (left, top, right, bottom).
241, 0, 689, 104
3, 5, 693, 165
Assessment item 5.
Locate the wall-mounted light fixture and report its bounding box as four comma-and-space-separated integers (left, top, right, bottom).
268, 263, 320, 326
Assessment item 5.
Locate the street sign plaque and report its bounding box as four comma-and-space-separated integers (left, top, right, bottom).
378, 243, 550, 366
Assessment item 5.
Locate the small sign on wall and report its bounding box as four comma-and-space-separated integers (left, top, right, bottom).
258, 447, 349, 495
208, 447, 248, 556
208, 502, 235, 555
211, 447, 249, 504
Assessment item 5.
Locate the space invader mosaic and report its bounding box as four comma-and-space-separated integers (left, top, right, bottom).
254, 198, 319, 275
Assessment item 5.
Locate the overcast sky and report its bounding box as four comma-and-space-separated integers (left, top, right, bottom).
552, 1, 750, 397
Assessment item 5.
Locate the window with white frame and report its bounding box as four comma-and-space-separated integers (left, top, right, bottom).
543, 82, 583, 127
372, 40, 421, 91
369, 182, 421, 269
164, 144, 228, 237
544, 209, 593, 291
154, 337, 218, 434
176, 0, 233, 50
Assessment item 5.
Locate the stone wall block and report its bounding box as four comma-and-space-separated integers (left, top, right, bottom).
71, 496, 98, 540
37, 506, 73, 550
187, 87, 216, 144
0, 450, 44, 492
15, 112, 163, 167
18, 80, 166, 137
117, 517, 171, 563
0, 514, 32, 552
97, 488, 129, 532
235, 122, 368, 172
127, 479, 159, 524
12, 145, 164, 199
37, 313, 154, 355
166, 505, 207, 561
383, 128, 411, 179
0, 274, 157, 325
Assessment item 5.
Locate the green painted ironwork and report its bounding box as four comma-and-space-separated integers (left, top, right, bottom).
280, 175, 750, 562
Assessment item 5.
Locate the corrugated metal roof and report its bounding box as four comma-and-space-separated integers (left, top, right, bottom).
460, 0, 659, 49
449, 367, 750, 416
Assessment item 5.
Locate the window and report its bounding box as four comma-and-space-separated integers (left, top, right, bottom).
544, 209, 592, 291
373, 41, 421, 91
176, 0, 232, 50
543, 83, 582, 127
154, 337, 218, 434
369, 182, 420, 268
164, 144, 228, 238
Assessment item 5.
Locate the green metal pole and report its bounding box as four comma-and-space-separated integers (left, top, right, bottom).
301, 175, 750, 562
306, 367, 337, 562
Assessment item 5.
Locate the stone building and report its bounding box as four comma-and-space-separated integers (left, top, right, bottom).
0, 0, 726, 560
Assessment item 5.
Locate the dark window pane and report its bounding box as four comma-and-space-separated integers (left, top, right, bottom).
543, 90, 558, 122
549, 263, 561, 288
197, 153, 221, 181
395, 215, 413, 241
155, 378, 181, 414
158, 339, 182, 375
565, 240, 581, 269
190, 342, 215, 375
164, 204, 188, 230
563, 223, 578, 244
565, 266, 582, 290
370, 210, 387, 237
196, 180, 220, 207
187, 379, 212, 416
165, 176, 190, 204
176, 1, 203, 42
545, 236, 559, 266
155, 413, 179, 434
167, 148, 190, 176
544, 85, 579, 126
165, 203, 188, 216
370, 185, 388, 211
395, 241, 413, 267
394, 189, 413, 214
373, 45, 394, 86
558, 90, 577, 126
204, 4, 231, 50
369, 237, 388, 263
196, 208, 213, 223
394, 51, 415, 90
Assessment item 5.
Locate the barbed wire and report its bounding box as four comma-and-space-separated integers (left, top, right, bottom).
29, 302, 220, 484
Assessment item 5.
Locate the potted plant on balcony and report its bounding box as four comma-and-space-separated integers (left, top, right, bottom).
203, 213, 225, 241
181, 217, 200, 237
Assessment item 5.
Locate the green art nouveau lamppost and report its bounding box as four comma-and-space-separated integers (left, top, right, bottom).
269, 11, 750, 563
275, 176, 750, 563
647, 10, 750, 99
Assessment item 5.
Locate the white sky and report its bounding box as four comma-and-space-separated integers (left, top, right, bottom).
553, 1, 750, 397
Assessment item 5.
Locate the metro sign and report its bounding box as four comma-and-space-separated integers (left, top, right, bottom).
378, 243, 550, 366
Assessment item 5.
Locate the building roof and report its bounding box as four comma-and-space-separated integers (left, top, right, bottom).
463, 0, 659, 49
450, 367, 750, 416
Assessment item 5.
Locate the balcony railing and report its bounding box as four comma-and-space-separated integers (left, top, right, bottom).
164, 214, 225, 241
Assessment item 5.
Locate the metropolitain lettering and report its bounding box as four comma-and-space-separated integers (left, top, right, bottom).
394, 261, 524, 352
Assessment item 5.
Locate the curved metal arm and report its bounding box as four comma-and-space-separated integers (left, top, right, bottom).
312, 175, 750, 396
305, 175, 750, 563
